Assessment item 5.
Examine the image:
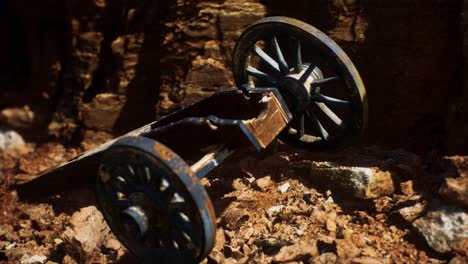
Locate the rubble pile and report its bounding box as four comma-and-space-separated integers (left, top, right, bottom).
1, 141, 466, 263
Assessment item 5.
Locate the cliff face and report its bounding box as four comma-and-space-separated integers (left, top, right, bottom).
0, 0, 465, 154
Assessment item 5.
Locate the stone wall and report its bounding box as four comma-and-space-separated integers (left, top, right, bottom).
0, 0, 465, 153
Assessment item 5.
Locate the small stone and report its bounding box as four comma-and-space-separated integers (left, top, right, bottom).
441, 156, 468, 179
224, 245, 244, 260
5, 242, 16, 250
326, 218, 337, 233
374, 196, 392, 213
0, 106, 34, 129
258, 237, 289, 254
20, 255, 47, 264
273, 240, 319, 262
397, 202, 427, 223
400, 180, 415, 195
62, 255, 78, 264
278, 182, 291, 193
413, 205, 468, 253
267, 205, 285, 217
360, 247, 379, 257
353, 257, 384, 264
222, 257, 239, 264
439, 177, 468, 208
208, 250, 224, 263
53, 238, 63, 245
0, 128, 25, 151
312, 252, 337, 264
214, 228, 226, 251
449, 255, 468, 264
222, 207, 250, 230
242, 227, 255, 240
453, 238, 468, 256
255, 176, 273, 191
232, 178, 247, 190
335, 239, 361, 263
242, 244, 252, 255
236, 191, 257, 202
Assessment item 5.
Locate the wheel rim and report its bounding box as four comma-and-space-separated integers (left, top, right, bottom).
95, 137, 216, 263
233, 16, 368, 148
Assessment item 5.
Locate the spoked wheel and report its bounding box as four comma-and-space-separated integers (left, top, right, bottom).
95, 136, 216, 263
233, 16, 368, 149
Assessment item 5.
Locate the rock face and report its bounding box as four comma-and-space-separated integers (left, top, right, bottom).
0, 0, 463, 153
412, 205, 468, 253
80, 93, 126, 132
306, 162, 395, 199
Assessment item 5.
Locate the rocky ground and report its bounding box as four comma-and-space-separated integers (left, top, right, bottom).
0, 131, 466, 264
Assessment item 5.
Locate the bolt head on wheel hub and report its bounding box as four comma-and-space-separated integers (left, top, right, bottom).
277, 64, 324, 112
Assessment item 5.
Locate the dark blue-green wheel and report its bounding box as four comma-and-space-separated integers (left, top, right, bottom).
233, 16, 368, 148
95, 136, 216, 263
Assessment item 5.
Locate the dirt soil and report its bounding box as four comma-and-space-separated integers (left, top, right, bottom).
0, 137, 466, 264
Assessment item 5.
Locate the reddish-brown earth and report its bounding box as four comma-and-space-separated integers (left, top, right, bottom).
0, 140, 467, 263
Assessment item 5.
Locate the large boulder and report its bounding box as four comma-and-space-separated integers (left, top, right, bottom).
412, 205, 468, 253
298, 161, 395, 199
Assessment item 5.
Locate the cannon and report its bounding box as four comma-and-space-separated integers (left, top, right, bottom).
17, 17, 368, 263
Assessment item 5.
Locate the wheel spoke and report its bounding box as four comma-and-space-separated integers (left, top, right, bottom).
246, 66, 277, 84
172, 230, 192, 251
127, 164, 136, 176
306, 111, 330, 141
143, 166, 151, 184
297, 113, 305, 139
110, 177, 130, 193
299, 64, 316, 83
314, 102, 343, 126
173, 212, 193, 233
252, 45, 281, 73
312, 94, 351, 108
135, 165, 150, 184
312, 76, 340, 86
272, 36, 289, 74
151, 172, 162, 191
294, 39, 303, 73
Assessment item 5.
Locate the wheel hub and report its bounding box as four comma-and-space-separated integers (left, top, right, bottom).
277, 64, 323, 112
121, 205, 149, 237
